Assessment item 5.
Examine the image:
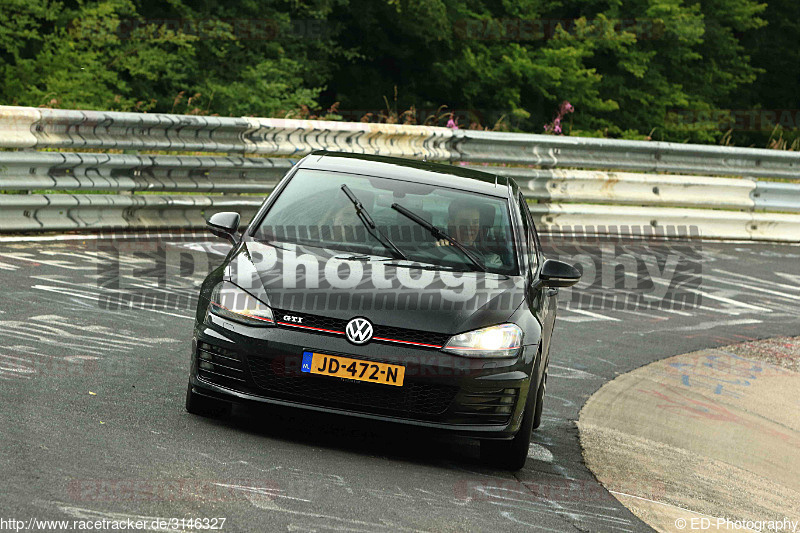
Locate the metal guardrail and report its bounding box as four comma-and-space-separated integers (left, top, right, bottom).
0, 151, 292, 192
751, 181, 800, 212
0, 194, 263, 232
4, 105, 800, 178
1, 105, 799, 241
0, 152, 283, 231
0, 106, 454, 159
453, 131, 800, 179
528, 203, 800, 242
475, 167, 800, 240
480, 168, 758, 209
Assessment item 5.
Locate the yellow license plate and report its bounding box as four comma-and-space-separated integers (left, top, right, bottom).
301, 351, 404, 387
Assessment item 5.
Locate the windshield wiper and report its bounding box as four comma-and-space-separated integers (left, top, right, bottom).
341, 185, 408, 261
334, 254, 394, 262
382, 262, 468, 272
390, 203, 487, 273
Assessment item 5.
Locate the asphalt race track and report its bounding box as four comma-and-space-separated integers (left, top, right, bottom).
0, 235, 798, 532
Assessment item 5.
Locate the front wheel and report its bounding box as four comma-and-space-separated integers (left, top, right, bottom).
480, 380, 537, 470
185, 383, 231, 418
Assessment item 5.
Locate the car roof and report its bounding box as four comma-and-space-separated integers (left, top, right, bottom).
296, 151, 512, 198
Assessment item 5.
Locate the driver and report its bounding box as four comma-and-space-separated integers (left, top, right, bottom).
322, 197, 362, 238
436, 198, 503, 269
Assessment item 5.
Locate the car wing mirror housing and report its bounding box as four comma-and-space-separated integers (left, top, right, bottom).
206, 211, 241, 244
539, 259, 581, 288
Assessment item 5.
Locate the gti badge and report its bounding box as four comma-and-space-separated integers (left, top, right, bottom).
345, 317, 373, 345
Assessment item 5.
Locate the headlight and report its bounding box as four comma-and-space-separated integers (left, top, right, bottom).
208, 281, 274, 326
442, 324, 523, 358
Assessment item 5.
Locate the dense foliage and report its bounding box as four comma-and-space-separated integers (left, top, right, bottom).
1, 0, 797, 147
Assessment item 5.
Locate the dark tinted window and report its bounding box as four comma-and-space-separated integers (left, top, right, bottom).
518, 193, 539, 272
252, 169, 518, 274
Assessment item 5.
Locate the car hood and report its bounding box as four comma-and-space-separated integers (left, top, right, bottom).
223, 240, 525, 334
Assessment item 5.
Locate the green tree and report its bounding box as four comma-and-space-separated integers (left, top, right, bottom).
0, 0, 339, 115
0, 0, 790, 148
323, 0, 769, 142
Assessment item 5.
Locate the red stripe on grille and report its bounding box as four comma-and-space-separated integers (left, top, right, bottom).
277, 320, 443, 348
372, 337, 443, 349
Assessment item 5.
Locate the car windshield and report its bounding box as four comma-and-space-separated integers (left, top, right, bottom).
251, 169, 519, 275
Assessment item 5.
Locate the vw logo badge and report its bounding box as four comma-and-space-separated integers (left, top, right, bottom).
345, 317, 373, 345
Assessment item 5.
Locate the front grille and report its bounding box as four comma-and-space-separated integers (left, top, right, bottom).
452, 387, 518, 424
371, 324, 450, 348
197, 342, 247, 388
272, 309, 450, 349
247, 355, 458, 418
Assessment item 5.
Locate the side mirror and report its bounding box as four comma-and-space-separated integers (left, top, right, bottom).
539, 259, 581, 288
206, 211, 240, 244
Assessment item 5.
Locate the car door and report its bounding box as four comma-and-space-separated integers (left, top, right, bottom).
518, 193, 557, 377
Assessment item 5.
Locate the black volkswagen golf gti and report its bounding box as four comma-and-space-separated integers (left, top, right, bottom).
186, 151, 580, 470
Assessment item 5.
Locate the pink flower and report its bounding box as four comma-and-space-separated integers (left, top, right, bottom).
554, 117, 561, 126
563, 101, 574, 113
554, 124, 562, 134
446, 118, 458, 129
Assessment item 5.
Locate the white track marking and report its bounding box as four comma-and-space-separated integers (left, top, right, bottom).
31, 284, 193, 320
558, 314, 600, 323
0, 252, 96, 270
212, 483, 312, 503
608, 491, 757, 531
549, 365, 602, 380
567, 308, 622, 321
712, 269, 800, 293
669, 319, 762, 332
619, 269, 773, 313
700, 274, 800, 301
685, 288, 772, 312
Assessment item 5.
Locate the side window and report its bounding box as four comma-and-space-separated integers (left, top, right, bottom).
527, 208, 542, 271
518, 194, 539, 272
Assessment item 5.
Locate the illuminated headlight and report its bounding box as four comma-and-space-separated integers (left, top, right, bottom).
208, 281, 274, 326
442, 324, 523, 358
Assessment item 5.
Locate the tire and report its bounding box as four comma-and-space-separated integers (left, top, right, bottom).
532, 372, 547, 430
480, 377, 537, 470
185, 383, 231, 418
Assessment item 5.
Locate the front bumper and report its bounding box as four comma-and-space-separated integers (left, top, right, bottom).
189, 314, 538, 439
